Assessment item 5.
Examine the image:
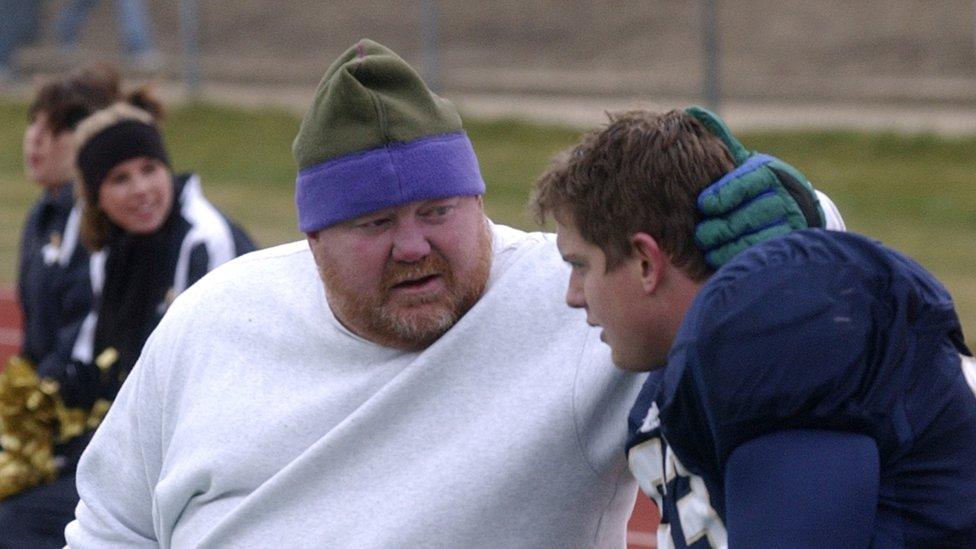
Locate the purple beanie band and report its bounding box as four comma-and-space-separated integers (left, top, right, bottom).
296, 132, 485, 233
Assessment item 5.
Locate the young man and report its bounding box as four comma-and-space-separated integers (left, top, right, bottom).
532, 109, 976, 547
65, 41, 824, 547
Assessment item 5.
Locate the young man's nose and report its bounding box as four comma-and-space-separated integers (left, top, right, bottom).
565, 279, 586, 309
391, 221, 432, 262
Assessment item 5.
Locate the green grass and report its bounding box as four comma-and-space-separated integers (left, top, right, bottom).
2, 100, 974, 343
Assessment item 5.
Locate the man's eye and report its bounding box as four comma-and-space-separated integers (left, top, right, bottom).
360, 218, 390, 229
422, 205, 453, 218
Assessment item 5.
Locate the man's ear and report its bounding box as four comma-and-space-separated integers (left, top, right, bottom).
631, 233, 666, 294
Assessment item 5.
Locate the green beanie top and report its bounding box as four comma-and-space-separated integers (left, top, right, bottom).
294, 39, 485, 232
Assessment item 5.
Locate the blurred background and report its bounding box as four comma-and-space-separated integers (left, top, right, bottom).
3, 0, 976, 128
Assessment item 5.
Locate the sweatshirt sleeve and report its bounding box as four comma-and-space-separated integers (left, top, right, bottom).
723, 429, 878, 547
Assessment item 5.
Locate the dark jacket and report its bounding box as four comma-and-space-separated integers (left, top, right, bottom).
43, 173, 255, 473
632, 230, 976, 547
17, 183, 91, 373
61, 173, 256, 408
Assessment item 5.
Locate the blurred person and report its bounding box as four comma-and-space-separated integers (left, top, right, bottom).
532, 108, 976, 547
0, 0, 43, 81
1, 88, 254, 548
64, 40, 834, 547
17, 65, 119, 381
56, 0, 161, 70
69, 91, 256, 402
0, 63, 118, 549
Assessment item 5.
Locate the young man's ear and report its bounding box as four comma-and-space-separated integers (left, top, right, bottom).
631, 233, 666, 294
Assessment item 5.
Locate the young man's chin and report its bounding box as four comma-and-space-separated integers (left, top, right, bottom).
610, 348, 665, 373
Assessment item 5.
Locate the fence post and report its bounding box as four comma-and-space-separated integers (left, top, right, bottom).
420, 0, 439, 92
701, 0, 720, 112
179, 0, 202, 98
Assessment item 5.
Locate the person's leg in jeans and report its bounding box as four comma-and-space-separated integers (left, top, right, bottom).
115, 0, 155, 55
18, 0, 40, 44
0, 0, 42, 74
55, 0, 100, 52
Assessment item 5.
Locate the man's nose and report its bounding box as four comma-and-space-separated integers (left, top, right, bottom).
391, 221, 432, 262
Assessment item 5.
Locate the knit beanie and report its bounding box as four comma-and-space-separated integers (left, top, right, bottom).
74, 102, 170, 207
293, 39, 485, 233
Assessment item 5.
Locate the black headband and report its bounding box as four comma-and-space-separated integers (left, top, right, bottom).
77, 119, 170, 205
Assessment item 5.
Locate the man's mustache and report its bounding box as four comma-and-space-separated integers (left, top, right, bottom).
382, 254, 451, 289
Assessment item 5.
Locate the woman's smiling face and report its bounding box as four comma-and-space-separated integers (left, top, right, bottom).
97, 156, 174, 235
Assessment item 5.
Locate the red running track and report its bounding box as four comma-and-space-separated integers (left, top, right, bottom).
0, 285, 21, 363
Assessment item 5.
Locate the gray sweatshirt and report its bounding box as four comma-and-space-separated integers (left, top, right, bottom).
66, 223, 644, 548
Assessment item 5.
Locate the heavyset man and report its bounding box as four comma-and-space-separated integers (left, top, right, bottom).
65, 39, 637, 548
66, 40, 831, 546
532, 108, 976, 547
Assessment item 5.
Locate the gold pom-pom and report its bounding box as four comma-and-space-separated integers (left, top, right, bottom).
0, 356, 111, 500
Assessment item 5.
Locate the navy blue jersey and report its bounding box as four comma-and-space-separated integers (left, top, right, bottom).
627, 230, 976, 547
17, 184, 91, 370
628, 370, 728, 547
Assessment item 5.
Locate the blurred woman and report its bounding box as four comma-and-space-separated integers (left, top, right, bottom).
2, 64, 119, 549
68, 93, 256, 403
